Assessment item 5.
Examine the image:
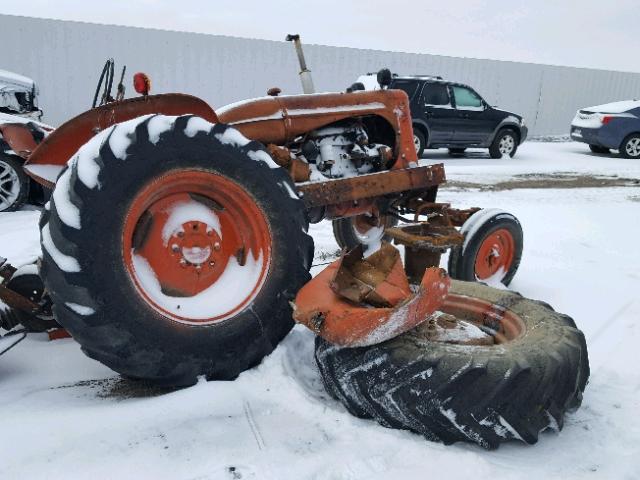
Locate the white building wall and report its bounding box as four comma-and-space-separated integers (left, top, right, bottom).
2, 14, 639, 135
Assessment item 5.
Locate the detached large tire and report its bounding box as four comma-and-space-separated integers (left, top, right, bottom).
315, 280, 589, 449
0, 154, 29, 212
40, 115, 314, 387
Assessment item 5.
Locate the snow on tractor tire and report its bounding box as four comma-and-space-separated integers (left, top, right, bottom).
40, 115, 313, 386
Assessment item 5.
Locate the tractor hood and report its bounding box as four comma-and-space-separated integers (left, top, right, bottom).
216, 90, 413, 152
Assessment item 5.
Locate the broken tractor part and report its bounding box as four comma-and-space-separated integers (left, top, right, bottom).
0, 259, 57, 332
293, 243, 450, 347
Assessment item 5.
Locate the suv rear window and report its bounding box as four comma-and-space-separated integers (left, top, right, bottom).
452, 86, 483, 109
391, 80, 420, 101
422, 83, 450, 106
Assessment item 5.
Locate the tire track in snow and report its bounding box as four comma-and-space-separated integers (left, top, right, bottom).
243, 400, 265, 450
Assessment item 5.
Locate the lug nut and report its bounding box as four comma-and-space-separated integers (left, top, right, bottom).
209, 261, 215, 267
214, 242, 221, 251
207, 230, 213, 237
179, 259, 187, 267
177, 231, 184, 238
171, 244, 179, 253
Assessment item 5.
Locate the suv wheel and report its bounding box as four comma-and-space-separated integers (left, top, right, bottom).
413, 129, 426, 158
620, 134, 640, 159
489, 129, 518, 159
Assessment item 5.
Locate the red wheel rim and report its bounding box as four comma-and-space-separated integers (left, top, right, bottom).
474, 228, 515, 281
442, 294, 525, 343
122, 170, 272, 325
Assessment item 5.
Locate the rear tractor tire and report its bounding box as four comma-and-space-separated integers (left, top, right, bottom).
448, 209, 523, 286
315, 280, 589, 449
39, 115, 314, 387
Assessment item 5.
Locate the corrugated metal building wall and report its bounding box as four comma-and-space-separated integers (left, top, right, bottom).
2, 14, 639, 135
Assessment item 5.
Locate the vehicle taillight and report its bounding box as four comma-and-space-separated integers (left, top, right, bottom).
601, 115, 615, 125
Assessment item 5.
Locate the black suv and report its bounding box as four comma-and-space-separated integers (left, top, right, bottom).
389, 76, 527, 158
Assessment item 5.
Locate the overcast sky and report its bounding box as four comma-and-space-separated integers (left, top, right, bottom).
1, 0, 638, 72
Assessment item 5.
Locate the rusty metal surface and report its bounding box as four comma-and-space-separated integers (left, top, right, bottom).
24, 94, 219, 188
405, 200, 480, 227
217, 89, 417, 169
0, 123, 40, 159
331, 243, 410, 308
0, 283, 41, 313
298, 164, 445, 208
265, 144, 310, 182
404, 249, 443, 285
387, 223, 464, 250
293, 244, 450, 347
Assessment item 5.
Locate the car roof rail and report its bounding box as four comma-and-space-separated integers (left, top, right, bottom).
393, 75, 444, 81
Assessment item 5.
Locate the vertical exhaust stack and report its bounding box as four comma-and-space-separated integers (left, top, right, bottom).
286, 34, 316, 94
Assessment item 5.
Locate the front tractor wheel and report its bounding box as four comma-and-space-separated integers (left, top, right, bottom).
40, 115, 313, 386
332, 212, 398, 253
448, 209, 523, 286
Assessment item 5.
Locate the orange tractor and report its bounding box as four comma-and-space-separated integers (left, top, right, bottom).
0, 41, 588, 449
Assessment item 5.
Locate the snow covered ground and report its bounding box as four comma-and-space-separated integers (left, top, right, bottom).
1, 141, 639, 479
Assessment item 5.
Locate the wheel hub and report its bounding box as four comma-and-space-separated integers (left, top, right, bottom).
474, 228, 515, 281
626, 138, 640, 157
167, 221, 220, 270
122, 170, 272, 324
498, 135, 515, 155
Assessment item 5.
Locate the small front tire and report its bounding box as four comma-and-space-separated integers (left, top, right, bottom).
448, 209, 523, 286
332, 213, 398, 252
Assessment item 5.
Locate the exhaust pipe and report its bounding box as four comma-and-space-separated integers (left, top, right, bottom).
286, 34, 315, 94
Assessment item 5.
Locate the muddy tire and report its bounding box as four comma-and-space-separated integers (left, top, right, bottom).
448, 209, 523, 286
0, 154, 29, 212
40, 115, 314, 387
315, 280, 589, 449
332, 214, 398, 251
